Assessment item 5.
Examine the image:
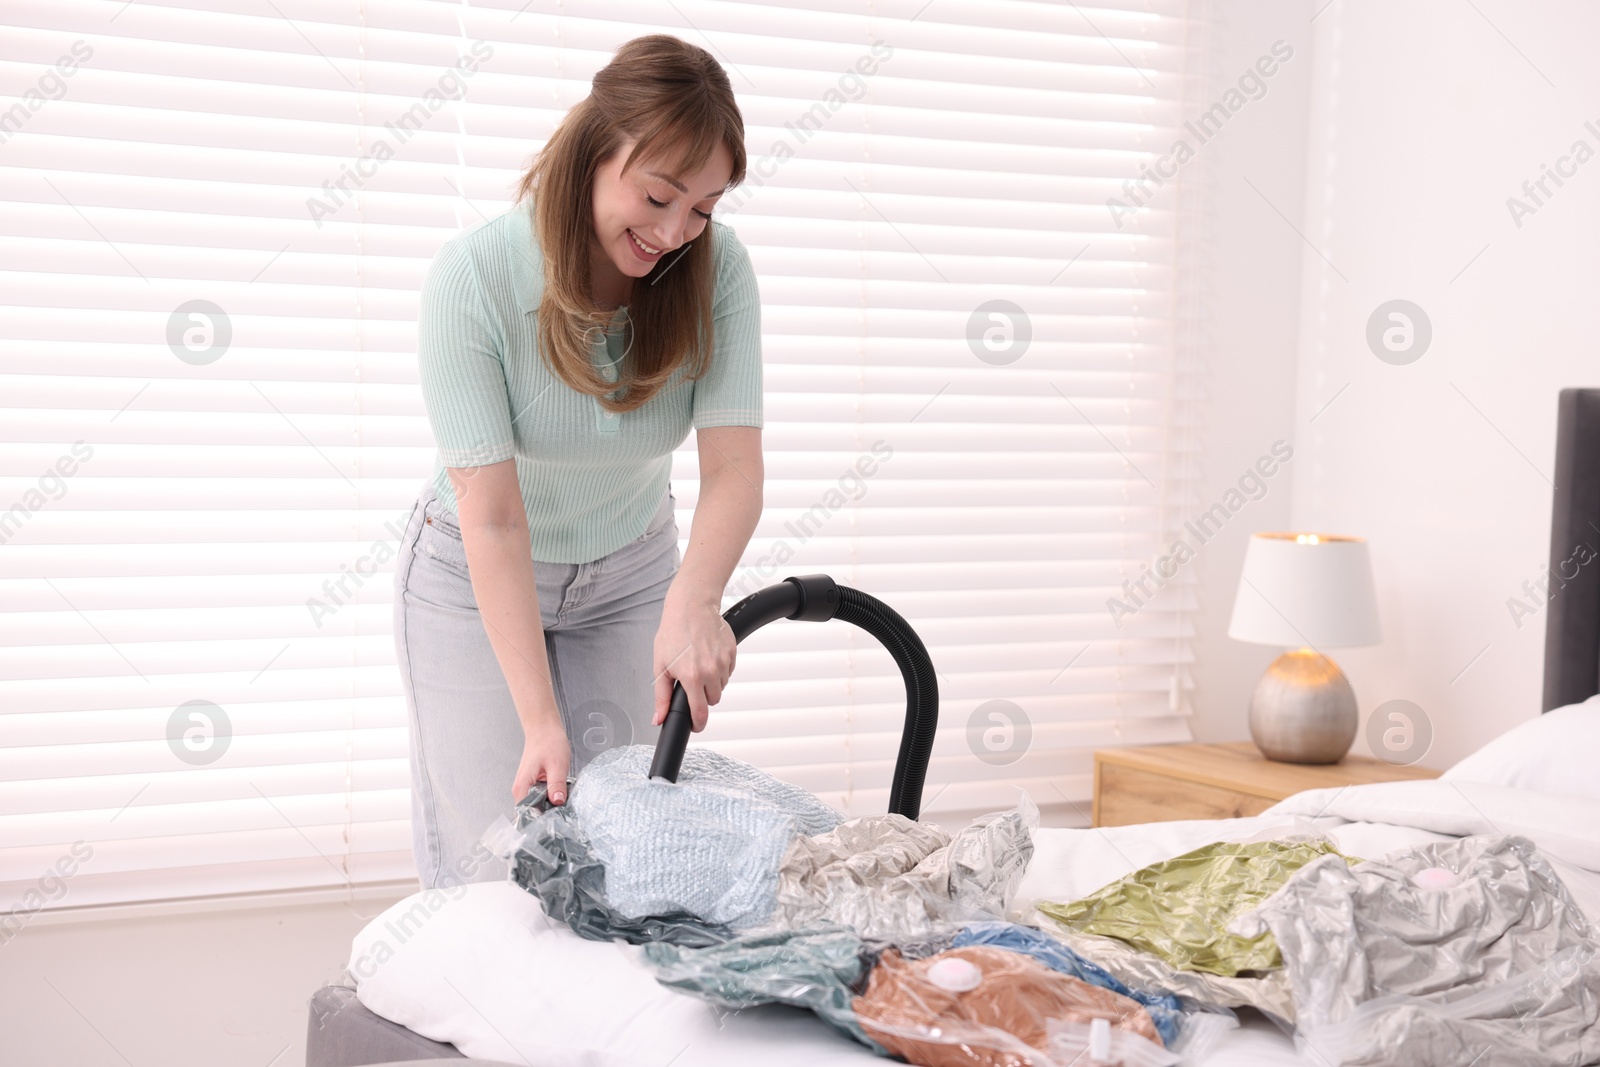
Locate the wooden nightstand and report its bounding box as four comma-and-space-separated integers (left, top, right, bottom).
1092, 741, 1440, 827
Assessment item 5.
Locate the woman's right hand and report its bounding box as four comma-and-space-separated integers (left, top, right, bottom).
513, 712, 572, 806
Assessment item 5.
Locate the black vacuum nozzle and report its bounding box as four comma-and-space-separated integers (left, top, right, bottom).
648, 681, 696, 784
645, 574, 938, 820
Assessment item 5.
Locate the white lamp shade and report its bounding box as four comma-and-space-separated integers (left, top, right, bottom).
1228, 533, 1382, 649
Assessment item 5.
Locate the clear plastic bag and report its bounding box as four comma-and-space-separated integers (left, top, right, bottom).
850, 943, 1165, 1066
1301, 946, 1600, 1067
950, 920, 1238, 1049
1162, 1007, 1238, 1064
1037, 835, 1352, 976
644, 919, 1240, 1066
569, 744, 842, 928
488, 745, 848, 944
489, 776, 737, 948
760, 790, 1040, 941
1042, 925, 1297, 1024
643, 921, 891, 1053
492, 757, 1036, 955
1237, 833, 1600, 1066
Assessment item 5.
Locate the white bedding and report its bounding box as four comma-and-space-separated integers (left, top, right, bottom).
351, 779, 1600, 1066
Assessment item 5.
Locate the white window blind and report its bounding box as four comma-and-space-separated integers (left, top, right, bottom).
1, 0, 1201, 911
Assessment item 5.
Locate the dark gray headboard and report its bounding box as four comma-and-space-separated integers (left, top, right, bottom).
1542, 388, 1600, 711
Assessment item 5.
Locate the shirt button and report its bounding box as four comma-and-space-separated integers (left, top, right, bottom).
604, 411, 615, 419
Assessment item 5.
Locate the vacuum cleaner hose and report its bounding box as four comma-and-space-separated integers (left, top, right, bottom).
646, 573, 939, 820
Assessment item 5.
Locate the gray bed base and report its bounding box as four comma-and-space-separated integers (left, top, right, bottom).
306, 981, 471, 1065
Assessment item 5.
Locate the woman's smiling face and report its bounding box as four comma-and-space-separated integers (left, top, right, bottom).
589, 137, 733, 295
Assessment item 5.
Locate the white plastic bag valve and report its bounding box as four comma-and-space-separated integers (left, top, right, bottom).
1088, 1018, 1112, 1062
1045, 1017, 1181, 1067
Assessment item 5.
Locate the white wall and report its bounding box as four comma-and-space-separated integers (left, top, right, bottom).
0, 887, 409, 1066
1183, 0, 1314, 744
1285, 0, 1600, 766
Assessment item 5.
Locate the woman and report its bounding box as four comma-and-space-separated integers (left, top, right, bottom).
393, 35, 763, 889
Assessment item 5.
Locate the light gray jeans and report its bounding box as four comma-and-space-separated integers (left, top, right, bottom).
392, 477, 680, 889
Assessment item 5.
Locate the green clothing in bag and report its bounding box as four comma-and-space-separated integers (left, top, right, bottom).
1037, 838, 1355, 977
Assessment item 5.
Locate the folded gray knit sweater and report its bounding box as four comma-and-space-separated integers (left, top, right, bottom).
568, 745, 842, 928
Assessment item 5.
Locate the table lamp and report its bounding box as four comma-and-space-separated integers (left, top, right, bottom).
1227, 532, 1382, 763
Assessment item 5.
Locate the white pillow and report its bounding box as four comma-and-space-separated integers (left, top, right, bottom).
1442, 693, 1600, 798
349, 880, 878, 1066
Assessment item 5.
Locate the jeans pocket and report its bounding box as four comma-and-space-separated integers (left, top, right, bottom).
418, 508, 472, 580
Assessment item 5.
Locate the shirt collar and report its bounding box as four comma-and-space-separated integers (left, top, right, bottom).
508, 198, 542, 315
507, 198, 629, 326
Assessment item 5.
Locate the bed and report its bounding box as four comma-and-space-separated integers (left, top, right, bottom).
306, 388, 1600, 1067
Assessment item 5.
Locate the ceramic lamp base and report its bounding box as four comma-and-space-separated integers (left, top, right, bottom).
1248, 649, 1357, 764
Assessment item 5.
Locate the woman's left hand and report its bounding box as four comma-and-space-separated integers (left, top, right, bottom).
652, 593, 735, 732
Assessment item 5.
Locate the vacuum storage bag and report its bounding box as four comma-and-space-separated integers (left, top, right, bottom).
1236, 833, 1600, 1067
949, 920, 1224, 1049
851, 943, 1164, 1067
644, 918, 1238, 1063
1042, 922, 1298, 1024
501, 746, 1039, 947
763, 792, 1039, 941
568, 745, 842, 928
643, 921, 891, 1053
504, 787, 736, 948
502, 744, 841, 943
1036, 835, 1352, 977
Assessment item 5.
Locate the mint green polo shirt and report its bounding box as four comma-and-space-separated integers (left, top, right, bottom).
416, 200, 763, 564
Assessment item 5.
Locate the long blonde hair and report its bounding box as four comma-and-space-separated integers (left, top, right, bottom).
514, 35, 748, 413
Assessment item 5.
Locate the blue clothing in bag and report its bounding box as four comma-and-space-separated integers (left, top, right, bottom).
952, 920, 1187, 1046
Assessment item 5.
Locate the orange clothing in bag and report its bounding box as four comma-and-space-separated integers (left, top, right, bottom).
852, 944, 1161, 1066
